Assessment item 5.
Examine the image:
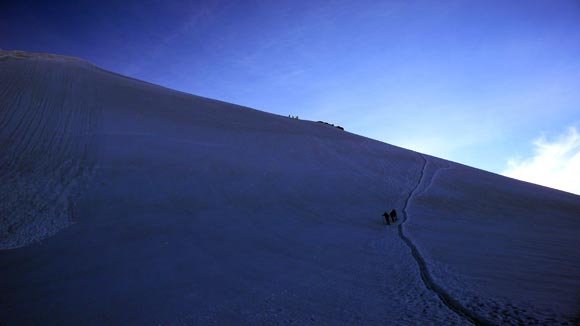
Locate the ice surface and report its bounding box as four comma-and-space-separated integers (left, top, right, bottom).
1, 50, 579, 325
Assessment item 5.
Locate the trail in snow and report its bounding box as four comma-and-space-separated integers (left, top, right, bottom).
396, 154, 491, 326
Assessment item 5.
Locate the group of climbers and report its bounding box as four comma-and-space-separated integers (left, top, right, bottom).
382, 209, 398, 225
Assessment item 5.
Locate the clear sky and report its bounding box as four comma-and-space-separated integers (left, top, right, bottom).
2, 0, 580, 194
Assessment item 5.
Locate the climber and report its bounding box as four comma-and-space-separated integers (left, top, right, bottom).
390, 209, 398, 223
382, 211, 391, 225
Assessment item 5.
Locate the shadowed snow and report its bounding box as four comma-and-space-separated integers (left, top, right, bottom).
1, 50, 579, 325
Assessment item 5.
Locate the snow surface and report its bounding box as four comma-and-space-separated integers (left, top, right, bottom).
1, 50, 579, 325
407, 158, 580, 324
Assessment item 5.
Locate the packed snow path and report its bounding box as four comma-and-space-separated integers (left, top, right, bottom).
397, 154, 490, 326
405, 157, 580, 324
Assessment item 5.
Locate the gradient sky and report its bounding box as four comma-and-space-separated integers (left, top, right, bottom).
2, 0, 580, 193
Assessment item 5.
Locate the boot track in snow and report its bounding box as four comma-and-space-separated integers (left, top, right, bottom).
396, 154, 491, 326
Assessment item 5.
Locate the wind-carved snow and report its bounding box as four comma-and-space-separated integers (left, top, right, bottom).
0, 53, 99, 249
1, 50, 579, 325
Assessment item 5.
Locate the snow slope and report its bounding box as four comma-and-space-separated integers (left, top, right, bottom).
1, 50, 579, 325
407, 158, 580, 324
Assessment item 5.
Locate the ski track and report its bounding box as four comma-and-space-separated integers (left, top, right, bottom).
396, 153, 491, 326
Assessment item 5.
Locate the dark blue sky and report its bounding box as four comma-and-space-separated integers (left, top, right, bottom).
2, 0, 580, 192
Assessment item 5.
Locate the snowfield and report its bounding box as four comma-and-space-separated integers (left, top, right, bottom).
1, 50, 579, 325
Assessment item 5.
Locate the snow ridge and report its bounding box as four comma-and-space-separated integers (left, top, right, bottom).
397, 154, 491, 326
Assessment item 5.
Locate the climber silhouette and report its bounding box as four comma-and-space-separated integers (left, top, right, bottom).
390, 209, 398, 223
382, 211, 391, 225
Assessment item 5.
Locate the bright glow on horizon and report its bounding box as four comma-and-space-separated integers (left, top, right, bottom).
503, 126, 580, 195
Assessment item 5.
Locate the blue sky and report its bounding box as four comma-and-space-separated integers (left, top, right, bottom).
2, 0, 580, 193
